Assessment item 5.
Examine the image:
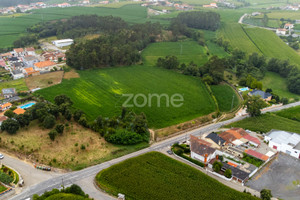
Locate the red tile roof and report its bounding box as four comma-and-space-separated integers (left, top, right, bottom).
14, 48, 24, 53
34, 61, 56, 68
13, 108, 26, 115
1, 102, 12, 109
227, 162, 238, 167
244, 149, 269, 161
243, 134, 261, 146
25, 47, 35, 52
220, 128, 248, 144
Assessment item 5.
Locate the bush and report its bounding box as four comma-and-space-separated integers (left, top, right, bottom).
55, 124, 64, 134
0, 171, 13, 185
260, 189, 272, 200
104, 129, 144, 145
80, 144, 86, 150
43, 115, 56, 129
213, 161, 223, 172
224, 169, 232, 178
48, 130, 58, 141
1, 119, 20, 134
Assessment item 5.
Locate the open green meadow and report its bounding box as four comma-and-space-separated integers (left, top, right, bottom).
0, 5, 151, 48
142, 41, 209, 66
262, 72, 300, 100
36, 65, 216, 129
211, 84, 241, 112
96, 152, 258, 200
225, 113, 300, 134
275, 106, 300, 122
203, 30, 229, 58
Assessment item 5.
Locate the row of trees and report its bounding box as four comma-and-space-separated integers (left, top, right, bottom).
0, 0, 39, 7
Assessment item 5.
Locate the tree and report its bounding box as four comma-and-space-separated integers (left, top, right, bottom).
202, 75, 213, 85
246, 95, 267, 117
265, 88, 272, 93
16, 114, 30, 127
281, 97, 289, 105
1, 119, 20, 134
73, 109, 84, 122
4, 110, 15, 118
48, 130, 58, 141
64, 109, 72, 121
224, 169, 232, 178
43, 115, 56, 129
212, 161, 223, 173
55, 124, 64, 134
78, 115, 88, 128
260, 189, 272, 200
54, 95, 73, 106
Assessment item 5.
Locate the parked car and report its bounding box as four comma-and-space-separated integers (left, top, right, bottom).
0, 153, 4, 159
167, 150, 173, 155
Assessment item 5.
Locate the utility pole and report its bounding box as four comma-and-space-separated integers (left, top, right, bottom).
230, 94, 235, 111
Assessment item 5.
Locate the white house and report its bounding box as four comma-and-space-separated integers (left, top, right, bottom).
11, 69, 25, 79
25, 47, 36, 56
34, 61, 57, 72
190, 135, 216, 164
265, 130, 300, 159
52, 39, 74, 48
276, 28, 287, 35
284, 23, 294, 29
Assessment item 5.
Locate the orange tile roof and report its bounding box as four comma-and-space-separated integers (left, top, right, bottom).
244, 149, 269, 161
25, 47, 35, 52
14, 48, 24, 53
1, 53, 12, 57
1, 102, 12, 109
34, 61, 56, 68
24, 67, 34, 73
227, 162, 238, 168
13, 108, 26, 115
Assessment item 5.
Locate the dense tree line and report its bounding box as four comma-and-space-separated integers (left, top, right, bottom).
0, 0, 41, 7
13, 34, 38, 48
172, 11, 220, 31
66, 21, 162, 69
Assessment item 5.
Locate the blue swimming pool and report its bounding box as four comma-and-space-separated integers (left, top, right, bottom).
20, 102, 35, 109
239, 87, 249, 92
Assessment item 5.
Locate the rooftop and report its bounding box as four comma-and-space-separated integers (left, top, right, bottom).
244, 149, 269, 161
2, 88, 16, 94
190, 135, 215, 156
243, 134, 261, 145
25, 47, 35, 52
249, 90, 272, 99
34, 61, 56, 68
266, 130, 300, 147
13, 108, 26, 115
206, 132, 225, 146
14, 48, 24, 53
0, 102, 12, 108
222, 162, 249, 181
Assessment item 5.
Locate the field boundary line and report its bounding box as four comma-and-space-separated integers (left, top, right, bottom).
240, 25, 263, 54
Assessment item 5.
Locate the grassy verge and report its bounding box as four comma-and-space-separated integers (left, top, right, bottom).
96, 152, 258, 200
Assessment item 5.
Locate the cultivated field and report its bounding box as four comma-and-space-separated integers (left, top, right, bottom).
25, 71, 64, 90
211, 84, 241, 112
0, 5, 149, 48
36, 65, 216, 129
0, 79, 28, 92
0, 120, 148, 170
96, 152, 258, 200
142, 41, 209, 66
225, 113, 300, 134
275, 106, 300, 122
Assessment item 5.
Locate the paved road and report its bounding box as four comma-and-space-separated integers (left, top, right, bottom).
238, 13, 277, 31
8, 101, 300, 200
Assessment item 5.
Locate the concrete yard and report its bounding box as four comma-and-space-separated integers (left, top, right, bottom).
246, 153, 300, 200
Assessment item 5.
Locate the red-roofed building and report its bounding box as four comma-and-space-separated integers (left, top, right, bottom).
243, 134, 261, 147
244, 149, 269, 161
13, 48, 25, 57
190, 135, 216, 165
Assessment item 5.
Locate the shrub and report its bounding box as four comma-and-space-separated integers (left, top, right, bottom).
224, 169, 232, 178
213, 161, 223, 172
1, 118, 20, 134
43, 115, 56, 129
80, 144, 86, 150
104, 129, 144, 145
48, 130, 58, 141
0, 171, 13, 185
55, 124, 64, 134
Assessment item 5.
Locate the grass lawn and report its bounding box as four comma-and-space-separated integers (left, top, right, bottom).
0, 120, 148, 170
224, 113, 300, 134
261, 72, 300, 100
44, 193, 91, 200
25, 71, 64, 90
211, 84, 241, 112
96, 152, 258, 200
0, 79, 28, 92
275, 106, 300, 122
35, 65, 216, 129
142, 41, 209, 66
0, 184, 6, 193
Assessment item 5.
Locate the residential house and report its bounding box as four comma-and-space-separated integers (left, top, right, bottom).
205, 132, 225, 147
23, 67, 40, 77
58, 3, 71, 8
34, 61, 57, 72
13, 48, 25, 57
276, 28, 287, 35
23, 55, 40, 68
13, 62, 24, 70
243, 134, 260, 147
36, 2, 46, 7
248, 89, 272, 101
284, 23, 294, 29
0, 116, 8, 126
0, 59, 7, 69
203, 3, 218, 8
190, 135, 216, 165
221, 163, 250, 184
0, 53, 12, 58
13, 108, 26, 115
52, 39, 74, 48
25, 47, 36, 56
264, 130, 300, 159
219, 128, 248, 145
2, 88, 16, 98
11, 69, 25, 79
0, 102, 12, 111
82, 0, 90, 4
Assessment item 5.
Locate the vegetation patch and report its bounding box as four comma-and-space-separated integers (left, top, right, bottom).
25, 71, 64, 90
96, 152, 258, 200
275, 106, 300, 122
0, 79, 28, 93
211, 84, 240, 112
224, 113, 300, 134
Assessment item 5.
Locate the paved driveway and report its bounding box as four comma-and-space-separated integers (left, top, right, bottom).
246, 153, 300, 200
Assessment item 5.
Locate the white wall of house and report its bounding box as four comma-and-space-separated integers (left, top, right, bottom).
268, 140, 300, 159
13, 73, 25, 80
191, 151, 216, 163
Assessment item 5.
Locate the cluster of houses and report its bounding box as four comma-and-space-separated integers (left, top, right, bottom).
276, 23, 295, 36
0, 47, 65, 80
189, 128, 275, 184
203, 0, 236, 9
141, 0, 193, 12
0, 1, 91, 15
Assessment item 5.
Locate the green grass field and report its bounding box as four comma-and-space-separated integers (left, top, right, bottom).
244, 27, 300, 67
0, 79, 28, 92
142, 41, 209, 66
275, 106, 300, 122
0, 5, 150, 48
262, 72, 300, 100
36, 65, 216, 129
43, 193, 91, 200
225, 113, 300, 134
96, 152, 258, 200
211, 84, 241, 112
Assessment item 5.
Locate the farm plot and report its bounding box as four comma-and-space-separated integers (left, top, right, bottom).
142, 41, 209, 66
275, 106, 300, 122
96, 152, 258, 200
35, 65, 216, 129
